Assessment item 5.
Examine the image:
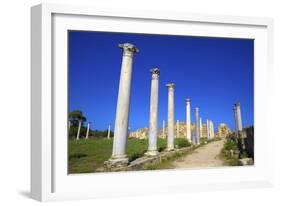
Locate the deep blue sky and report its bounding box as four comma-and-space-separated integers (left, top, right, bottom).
68, 31, 254, 131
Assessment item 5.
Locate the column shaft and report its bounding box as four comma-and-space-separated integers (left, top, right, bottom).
107, 125, 111, 139
195, 107, 200, 144
162, 120, 165, 139
85, 122, 90, 139
110, 43, 138, 164
185, 99, 191, 142
207, 119, 210, 139
146, 68, 160, 156
176, 120, 180, 138
166, 83, 175, 151
76, 120, 81, 140
200, 118, 202, 138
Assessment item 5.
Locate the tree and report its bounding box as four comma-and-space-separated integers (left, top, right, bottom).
69, 110, 87, 127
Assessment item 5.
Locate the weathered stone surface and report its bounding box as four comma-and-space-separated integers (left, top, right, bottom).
166, 83, 175, 151
109, 43, 138, 165
146, 68, 160, 156
97, 146, 195, 172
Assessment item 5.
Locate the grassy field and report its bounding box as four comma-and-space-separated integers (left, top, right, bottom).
68, 137, 190, 174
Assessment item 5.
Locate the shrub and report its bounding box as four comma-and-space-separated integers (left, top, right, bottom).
129, 152, 142, 162
224, 139, 238, 151
199, 137, 208, 145
175, 138, 191, 148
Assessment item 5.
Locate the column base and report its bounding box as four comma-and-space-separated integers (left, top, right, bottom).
144, 150, 159, 156
165, 146, 174, 151
105, 155, 129, 168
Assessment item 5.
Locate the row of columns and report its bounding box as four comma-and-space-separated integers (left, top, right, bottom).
71, 121, 112, 140
108, 43, 215, 166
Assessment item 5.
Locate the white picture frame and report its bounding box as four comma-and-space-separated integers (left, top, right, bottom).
31, 3, 274, 202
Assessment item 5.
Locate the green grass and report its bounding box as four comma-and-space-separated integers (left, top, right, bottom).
68, 137, 191, 173
219, 138, 240, 166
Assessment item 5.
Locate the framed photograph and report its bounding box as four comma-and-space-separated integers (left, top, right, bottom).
31, 3, 274, 201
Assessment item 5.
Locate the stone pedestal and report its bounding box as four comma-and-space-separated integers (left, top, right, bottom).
108, 43, 138, 165
146, 68, 160, 156
166, 83, 175, 151
185, 98, 191, 142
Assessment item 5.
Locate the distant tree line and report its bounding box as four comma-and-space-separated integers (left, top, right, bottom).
68, 110, 113, 139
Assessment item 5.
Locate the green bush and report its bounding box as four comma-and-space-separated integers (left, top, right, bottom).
175, 138, 191, 148
223, 139, 238, 150
199, 137, 208, 145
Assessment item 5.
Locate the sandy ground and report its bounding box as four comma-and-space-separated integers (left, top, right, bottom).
173, 139, 225, 168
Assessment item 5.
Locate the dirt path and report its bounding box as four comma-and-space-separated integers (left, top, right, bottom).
173, 139, 225, 168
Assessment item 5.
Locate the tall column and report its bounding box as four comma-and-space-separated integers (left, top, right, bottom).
209, 120, 214, 139
76, 120, 81, 140
234, 102, 246, 150
85, 122, 90, 139
233, 106, 239, 138
176, 120, 180, 138
235, 102, 243, 132
146, 68, 160, 156
206, 119, 210, 139
199, 118, 202, 138
107, 124, 111, 139
211, 121, 215, 138
109, 43, 138, 165
185, 98, 191, 142
166, 83, 175, 151
162, 120, 165, 139
195, 107, 200, 144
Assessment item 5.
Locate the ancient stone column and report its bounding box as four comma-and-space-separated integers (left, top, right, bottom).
109, 43, 138, 165
185, 98, 191, 142
234, 102, 246, 150
166, 83, 175, 151
76, 120, 81, 140
162, 120, 165, 139
206, 119, 210, 139
176, 120, 180, 138
107, 124, 111, 139
211, 121, 215, 138
85, 122, 90, 139
209, 120, 214, 139
195, 107, 200, 144
235, 102, 243, 131
200, 117, 202, 138
146, 68, 160, 156
233, 106, 239, 138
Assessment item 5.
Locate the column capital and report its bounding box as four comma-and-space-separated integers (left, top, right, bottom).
150, 68, 160, 79
235, 102, 241, 107
185, 98, 191, 103
118, 43, 139, 57
195, 107, 199, 111
166, 83, 175, 89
